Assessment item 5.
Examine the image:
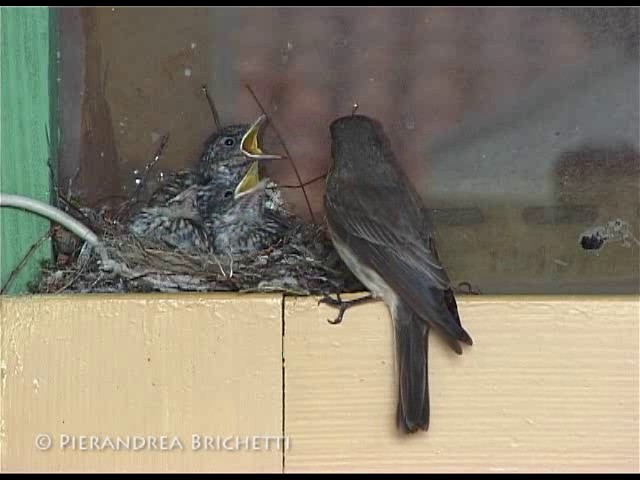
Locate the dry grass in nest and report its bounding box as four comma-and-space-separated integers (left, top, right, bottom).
35, 204, 363, 296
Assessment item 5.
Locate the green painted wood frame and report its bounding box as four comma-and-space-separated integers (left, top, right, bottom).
1, 7, 58, 294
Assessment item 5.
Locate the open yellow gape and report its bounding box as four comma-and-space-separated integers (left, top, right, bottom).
236, 114, 281, 198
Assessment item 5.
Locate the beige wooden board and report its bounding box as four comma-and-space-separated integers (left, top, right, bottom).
284, 295, 639, 472
1, 294, 637, 472
0, 294, 284, 472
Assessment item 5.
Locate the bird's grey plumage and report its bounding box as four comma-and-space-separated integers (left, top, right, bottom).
129, 123, 289, 256
199, 124, 256, 185
148, 169, 201, 207
206, 181, 290, 255
394, 302, 430, 431
324, 114, 472, 433
147, 124, 255, 207
129, 184, 212, 253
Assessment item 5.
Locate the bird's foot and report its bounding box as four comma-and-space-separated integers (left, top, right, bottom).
318, 293, 376, 325
455, 281, 482, 295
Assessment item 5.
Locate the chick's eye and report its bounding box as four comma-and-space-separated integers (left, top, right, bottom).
224, 190, 233, 198
223, 137, 235, 147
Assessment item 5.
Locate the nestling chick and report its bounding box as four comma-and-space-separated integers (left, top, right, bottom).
129, 184, 214, 253
129, 115, 289, 256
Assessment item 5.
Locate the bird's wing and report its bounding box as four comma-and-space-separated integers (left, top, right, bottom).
263, 207, 293, 236
326, 182, 450, 288
148, 169, 201, 207
325, 183, 471, 346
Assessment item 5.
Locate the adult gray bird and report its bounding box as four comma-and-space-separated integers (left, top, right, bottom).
322, 114, 473, 433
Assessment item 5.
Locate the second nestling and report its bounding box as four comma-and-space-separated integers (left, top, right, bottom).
129, 115, 292, 256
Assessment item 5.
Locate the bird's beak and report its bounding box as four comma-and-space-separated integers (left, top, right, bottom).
234, 160, 262, 199
240, 114, 282, 160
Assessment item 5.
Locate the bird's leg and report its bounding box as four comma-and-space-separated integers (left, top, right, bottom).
318, 293, 376, 325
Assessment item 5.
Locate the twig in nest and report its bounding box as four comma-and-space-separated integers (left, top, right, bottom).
213, 254, 228, 279
115, 133, 170, 220
245, 84, 317, 224
133, 133, 170, 202
271, 172, 327, 189
202, 84, 223, 131
1, 227, 54, 294
227, 252, 234, 278
89, 273, 104, 291
54, 255, 90, 293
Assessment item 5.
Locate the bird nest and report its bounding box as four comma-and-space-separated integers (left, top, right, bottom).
24, 94, 362, 296
34, 204, 363, 296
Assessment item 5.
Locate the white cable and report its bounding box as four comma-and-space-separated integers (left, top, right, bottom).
0, 193, 114, 269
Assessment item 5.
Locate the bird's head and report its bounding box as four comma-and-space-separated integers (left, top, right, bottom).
328, 113, 397, 178
199, 114, 281, 187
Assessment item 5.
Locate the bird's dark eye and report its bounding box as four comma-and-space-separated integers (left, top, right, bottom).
223, 137, 235, 147
224, 190, 233, 198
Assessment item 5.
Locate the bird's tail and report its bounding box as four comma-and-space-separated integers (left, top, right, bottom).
394, 300, 430, 433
